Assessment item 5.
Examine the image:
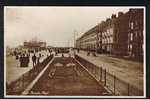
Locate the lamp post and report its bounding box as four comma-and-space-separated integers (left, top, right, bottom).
74, 30, 78, 48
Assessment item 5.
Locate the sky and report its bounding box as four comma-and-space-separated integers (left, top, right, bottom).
4, 6, 130, 47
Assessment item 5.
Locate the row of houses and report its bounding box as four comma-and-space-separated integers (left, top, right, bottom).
76, 8, 144, 60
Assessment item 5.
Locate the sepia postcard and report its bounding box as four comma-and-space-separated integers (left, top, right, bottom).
4, 6, 146, 98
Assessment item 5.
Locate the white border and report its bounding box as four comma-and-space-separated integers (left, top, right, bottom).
4, 6, 146, 98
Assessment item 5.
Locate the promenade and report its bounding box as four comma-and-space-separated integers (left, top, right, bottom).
6, 50, 50, 85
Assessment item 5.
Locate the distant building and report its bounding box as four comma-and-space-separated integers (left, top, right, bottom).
47, 45, 53, 49
24, 39, 46, 49
76, 25, 99, 51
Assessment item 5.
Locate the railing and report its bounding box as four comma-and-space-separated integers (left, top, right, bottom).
6, 54, 54, 95
75, 55, 143, 96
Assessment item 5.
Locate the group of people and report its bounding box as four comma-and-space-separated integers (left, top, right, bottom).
19, 53, 30, 67
14, 50, 43, 67
86, 50, 96, 57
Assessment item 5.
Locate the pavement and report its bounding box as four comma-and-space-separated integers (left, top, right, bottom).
76, 50, 144, 91
6, 50, 50, 85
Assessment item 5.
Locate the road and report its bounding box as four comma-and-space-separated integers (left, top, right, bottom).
76, 50, 143, 92
26, 56, 110, 96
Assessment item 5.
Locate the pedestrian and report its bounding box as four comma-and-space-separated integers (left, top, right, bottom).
19, 54, 23, 67
14, 50, 17, 56
62, 53, 64, 57
39, 53, 41, 58
22, 54, 26, 67
19, 54, 25, 67
87, 51, 90, 56
77, 48, 79, 53
69, 53, 71, 57
26, 54, 30, 67
32, 54, 37, 67
16, 54, 19, 60
55, 51, 58, 56
37, 53, 41, 64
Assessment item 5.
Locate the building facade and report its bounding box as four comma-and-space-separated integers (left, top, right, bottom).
76, 8, 144, 59
127, 9, 144, 60
24, 40, 46, 49
76, 25, 99, 51
100, 14, 117, 54
113, 12, 129, 56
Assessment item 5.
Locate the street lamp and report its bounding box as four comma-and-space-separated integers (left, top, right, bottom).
73, 30, 78, 48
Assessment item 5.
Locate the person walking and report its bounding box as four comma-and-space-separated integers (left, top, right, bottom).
16, 54, 19, 60
37, 53, 41, 64
19, 54, 23, 67
26, 53, 30, 67
62, 53, 64, 57
32, 54, 37, 67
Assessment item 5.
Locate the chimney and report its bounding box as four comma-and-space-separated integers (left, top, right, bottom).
111, 14, 116, 19
106, 18, 111, 22
118, 12, 124, 17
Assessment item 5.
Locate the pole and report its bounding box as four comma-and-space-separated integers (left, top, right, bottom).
74, 30, 78, 48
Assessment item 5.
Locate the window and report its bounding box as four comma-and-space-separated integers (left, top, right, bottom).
131, 33, 133, 41
110, 37, 113, 43
130, 44, 132, 50
107, 29, 109, 34
131, 22, 134, 29
110, 28, 113, 35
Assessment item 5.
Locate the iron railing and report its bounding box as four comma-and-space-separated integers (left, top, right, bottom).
75, 55, 143, 96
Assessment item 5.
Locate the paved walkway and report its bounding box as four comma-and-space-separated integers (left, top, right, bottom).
76, 50, 144, 91
6, 50, 50, 85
